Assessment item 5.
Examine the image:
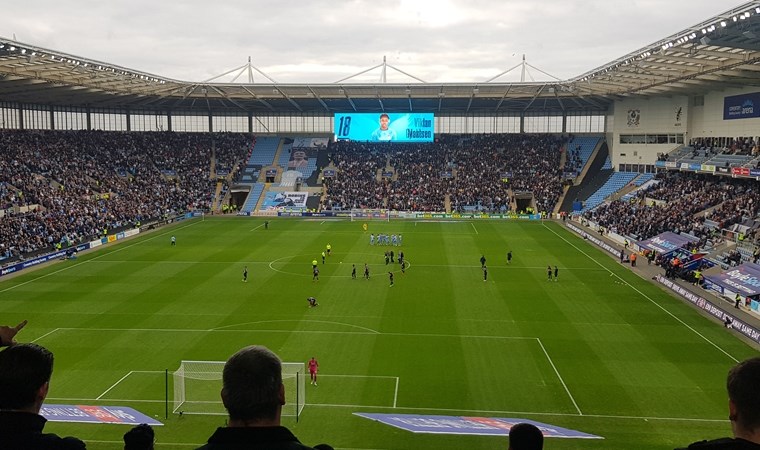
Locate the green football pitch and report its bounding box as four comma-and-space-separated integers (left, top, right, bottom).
1, 217, 757, 450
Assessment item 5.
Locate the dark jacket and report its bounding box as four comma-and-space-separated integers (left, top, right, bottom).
196, 426, 332, 450
0, 411, 86, 450
677, 437, 760, 450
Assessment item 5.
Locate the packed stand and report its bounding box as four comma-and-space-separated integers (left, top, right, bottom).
0, 130, 252, 261
323, 134, 566, 214
583, 172, 760, 247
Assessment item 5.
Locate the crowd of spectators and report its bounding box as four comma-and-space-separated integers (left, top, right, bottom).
323, 134, 566, 214
689, 136, 760, 156
0, 130, 252, 261
583, 172, 760, 246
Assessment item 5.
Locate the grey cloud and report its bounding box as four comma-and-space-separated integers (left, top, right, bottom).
0, 0, 735, 83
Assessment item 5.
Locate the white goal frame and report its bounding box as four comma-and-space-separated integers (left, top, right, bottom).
173, 360, 306, 420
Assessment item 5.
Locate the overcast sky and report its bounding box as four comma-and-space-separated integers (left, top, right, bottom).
0, 1, 742, 84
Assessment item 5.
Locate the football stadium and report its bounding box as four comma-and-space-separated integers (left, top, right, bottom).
2, 2, 760, 450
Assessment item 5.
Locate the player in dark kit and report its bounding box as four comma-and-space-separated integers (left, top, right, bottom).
242, 266, 248, 283
554, 265, 558, 281
507, 250, 512, 265
364, 263, 370, 280
480, 255, 486, 268
313, 267, 319, 281
351, 264, 357, 279
307, 297, 318, 308
483, 265, 488, 282
388, 272, 394, 287
547, 265, 553, 281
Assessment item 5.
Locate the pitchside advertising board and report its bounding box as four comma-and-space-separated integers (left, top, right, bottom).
334, 112, 435, 142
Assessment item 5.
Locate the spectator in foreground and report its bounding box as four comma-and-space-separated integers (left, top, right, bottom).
196, 345, 332, 450
124, 423, 154, 450
676, 357, 760, 449
509, 422, 544, 450
0, 343, 86, 449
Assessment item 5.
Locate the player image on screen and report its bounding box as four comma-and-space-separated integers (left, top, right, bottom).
371, 113, 397, 142
334, 112, 434, 142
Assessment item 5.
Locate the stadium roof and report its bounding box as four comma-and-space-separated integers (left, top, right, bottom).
1, 1, 760, 115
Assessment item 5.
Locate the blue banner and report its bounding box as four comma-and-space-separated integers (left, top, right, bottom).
724, 92, 760, 120
704, 262, 760, 297
42, 404, 162, 426
637, 231, 698, 254
334, 112, 434, 142
354, 413, 601, 439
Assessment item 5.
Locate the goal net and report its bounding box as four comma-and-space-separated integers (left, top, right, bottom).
350, 208, 390, 221
173, 360, 306, 419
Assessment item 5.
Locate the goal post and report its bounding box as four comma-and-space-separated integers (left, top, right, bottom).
173, 360, 306, 420
350, 208, 390, 221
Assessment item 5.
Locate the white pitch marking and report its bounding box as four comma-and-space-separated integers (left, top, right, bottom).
32, 328, 61, 343
536, 338, 582, 415
543, 222, 740, 363
393, 377, 399, 408
96, 371, 134, 400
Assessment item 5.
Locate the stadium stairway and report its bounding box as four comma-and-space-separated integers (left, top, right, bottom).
274, 139, 291, 168
212, 181, 223, 212
580, 171, 639, 212
567, 136, 602, 174
558, 140, 610, 213
240, 182, 266, 214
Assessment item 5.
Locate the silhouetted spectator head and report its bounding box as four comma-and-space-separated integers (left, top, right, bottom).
124, 423, 154, 450
727, 357, 760, 441
221, 345, 284, 424
0, 343, 54, 412
509, 422, 544, 450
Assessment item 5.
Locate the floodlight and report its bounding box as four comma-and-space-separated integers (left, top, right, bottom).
721, 21, 727, 27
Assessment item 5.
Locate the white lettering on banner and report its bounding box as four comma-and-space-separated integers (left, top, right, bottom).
104, 408, 136, 420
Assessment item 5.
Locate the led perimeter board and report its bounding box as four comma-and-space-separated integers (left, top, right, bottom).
334, 112, 434, 142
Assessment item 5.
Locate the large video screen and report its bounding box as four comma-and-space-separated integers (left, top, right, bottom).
334, 112, 434, 142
